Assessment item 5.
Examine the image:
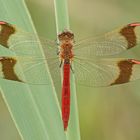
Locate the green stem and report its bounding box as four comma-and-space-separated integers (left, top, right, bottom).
53, 0, 81, 140
54, 0, 69, 33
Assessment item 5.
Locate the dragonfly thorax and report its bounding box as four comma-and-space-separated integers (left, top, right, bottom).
59, 43, 74, 60
59, 31, 74, 61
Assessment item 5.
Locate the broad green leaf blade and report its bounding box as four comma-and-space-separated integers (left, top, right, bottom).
54, 0, 81, 139
0, 0, 66, 140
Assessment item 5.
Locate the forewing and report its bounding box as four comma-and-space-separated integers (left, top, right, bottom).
74, 23, 140, 58
73, 57, 140, 87
0, 21, 57, 56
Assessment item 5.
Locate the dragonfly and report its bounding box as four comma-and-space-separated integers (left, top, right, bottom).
0, 21, 140, 130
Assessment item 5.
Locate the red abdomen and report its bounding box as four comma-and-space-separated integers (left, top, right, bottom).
62, 63, 70, 130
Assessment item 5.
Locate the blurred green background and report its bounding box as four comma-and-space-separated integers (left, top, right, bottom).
1, 0, 140, 140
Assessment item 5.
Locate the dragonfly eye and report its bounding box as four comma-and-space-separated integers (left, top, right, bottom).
58, 31, 74, 41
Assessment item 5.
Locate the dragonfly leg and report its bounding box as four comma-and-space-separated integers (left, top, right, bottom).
57, 50, 60, 55
59, 60, 63, 68
70, 64, 74, 73
55, 39, 60, 45
56, 47, 60, 55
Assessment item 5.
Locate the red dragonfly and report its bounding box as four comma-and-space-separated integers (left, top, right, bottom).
0, 21, 140, 130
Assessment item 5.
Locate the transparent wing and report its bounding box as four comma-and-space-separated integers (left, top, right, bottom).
74, 23, 140, 58
73, 57, 140, 87
8, 32, 61, 80
0, 21, 58, 57
9, 30, 57, 57
1, 21, 140, 88
0, 21, 61, 90
0, 56, 61, 85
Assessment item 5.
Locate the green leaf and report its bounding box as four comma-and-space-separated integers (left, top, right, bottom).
53, 0, 81, 139
0, 0, 67, 140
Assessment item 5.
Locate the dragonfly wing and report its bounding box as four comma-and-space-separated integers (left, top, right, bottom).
0, 21, 57, 57
0, 56, 61, 85
0, 21, 61, 89
74, 22, 140, 57
73, 57, 140, 87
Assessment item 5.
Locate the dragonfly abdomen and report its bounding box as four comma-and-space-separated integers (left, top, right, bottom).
62, 63, 70, 130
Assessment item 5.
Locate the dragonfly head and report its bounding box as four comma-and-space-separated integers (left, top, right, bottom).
58, 30, 74, 44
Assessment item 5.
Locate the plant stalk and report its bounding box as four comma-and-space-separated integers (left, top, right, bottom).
53, 0, 81, 139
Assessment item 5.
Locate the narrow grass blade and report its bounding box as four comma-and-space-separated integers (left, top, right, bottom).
0, 0, 66, 140
53, 0, 81, 139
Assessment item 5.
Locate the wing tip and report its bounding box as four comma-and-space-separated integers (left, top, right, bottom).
129, 59, 140, 64
0, 21, 7, 25
128, 22, 140, 27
